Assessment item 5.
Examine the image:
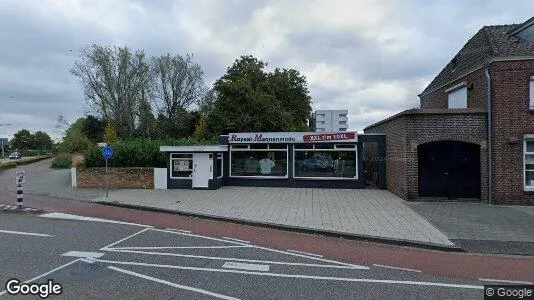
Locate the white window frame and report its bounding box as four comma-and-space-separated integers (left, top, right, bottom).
229, 144, 289, 179
524, 135, 534, 191
529, 76, 534, 110
217, 153, 223, 179
293, 144, 358, 180
169, 153, 193, 180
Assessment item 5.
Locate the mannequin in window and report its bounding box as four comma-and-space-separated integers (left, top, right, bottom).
259, 153, 275, 175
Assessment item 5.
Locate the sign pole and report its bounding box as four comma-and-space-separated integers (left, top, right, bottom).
105, 158, 109, 198
101, 145, 113, 199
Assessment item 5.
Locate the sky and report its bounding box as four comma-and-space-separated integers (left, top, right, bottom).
0, 0, 532, 141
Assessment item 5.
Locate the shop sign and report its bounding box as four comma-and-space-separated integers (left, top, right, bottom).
229, 132, 357, 143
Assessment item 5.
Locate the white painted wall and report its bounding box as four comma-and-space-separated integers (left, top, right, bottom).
154, 168, 167, 189
70, 167, 77, 188
313, 110, 349, 132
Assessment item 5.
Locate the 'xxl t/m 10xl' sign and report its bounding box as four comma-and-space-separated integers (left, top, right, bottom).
229, 132, 357, 144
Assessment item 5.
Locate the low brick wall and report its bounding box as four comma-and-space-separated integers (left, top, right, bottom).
76, 167, 154, 189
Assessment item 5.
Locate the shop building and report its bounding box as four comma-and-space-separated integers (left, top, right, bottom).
160, 132, 386, 190
364, 17, 534, 205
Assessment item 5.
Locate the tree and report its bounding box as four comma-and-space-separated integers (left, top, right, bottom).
151, 53, 206, 138
11, 129, 33, 150
104, 122, 119, 143
136, 95, 156, 139
33, 131, 54, 150
60, 118, 92, 153
70, 44, 150, 139
82, 115, 106, 143
206, 55, 312, 135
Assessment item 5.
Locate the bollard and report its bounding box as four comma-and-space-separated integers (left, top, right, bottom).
15, 169, 25, 208
16, 183, 23, 207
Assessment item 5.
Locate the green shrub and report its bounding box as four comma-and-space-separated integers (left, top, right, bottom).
84, 138, 213, 168
16, 155, 55, 166
50, 153, 74, 169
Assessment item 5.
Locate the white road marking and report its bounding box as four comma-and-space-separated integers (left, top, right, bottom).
0, 259, 81, 296
62, 251, 104, 259
103, 248, 367, 269
40, 212, 152, 227
222, 237, 250, 244
0, 229, 53, 237
81, 258, 95, 264
150, 228, 249, 246
286, 249, 323, 258
94, 258, 484, 290
479, 278, 533, 285
373, 264, 422, 273
165, 228, 191, 233
223, 262, 270, 272
110, 245, 251, 250
100, 227, 152, 250
108, 266, 240, 300
148, 228, 366, 269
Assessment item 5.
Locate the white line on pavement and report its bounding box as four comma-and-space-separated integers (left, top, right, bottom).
286, 250, 323, 258
222, 262, 270, 272
165, 228, 191, 233
110, 246, 251, 250
103, 248, 367, 269
373, 264, 422, 273
0, 229, 53, 237
479, 278, 533, 285
149, 228, 249, 246
0, 259, 81, 296
62, 251, 104, 259
222, 237, 250, 244
108, 266, 240, 300
148, 228, 366, 269
40, 212, 152, 228
100, 227, 152, 250
94, 258, 484, 290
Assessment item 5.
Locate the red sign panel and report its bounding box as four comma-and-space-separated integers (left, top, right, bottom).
303, 132, 356, 143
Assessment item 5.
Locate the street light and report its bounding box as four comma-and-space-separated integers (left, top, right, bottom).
0, 123, 12, 158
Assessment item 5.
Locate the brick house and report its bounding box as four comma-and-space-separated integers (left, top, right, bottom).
364, 17, 534, 205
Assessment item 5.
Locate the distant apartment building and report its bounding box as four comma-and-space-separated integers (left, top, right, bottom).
310, 110, 349, 132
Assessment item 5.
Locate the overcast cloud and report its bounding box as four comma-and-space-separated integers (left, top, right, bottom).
0, 0, 532, 140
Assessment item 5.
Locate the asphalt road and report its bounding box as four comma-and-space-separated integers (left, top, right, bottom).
0, 212, 486, 299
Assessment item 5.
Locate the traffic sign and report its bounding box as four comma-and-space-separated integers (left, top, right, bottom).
16, 169, 25, 184
102, 146, 113, 160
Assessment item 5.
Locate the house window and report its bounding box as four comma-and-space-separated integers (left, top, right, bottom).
339, 121, 347, 124
530, 78, 534, 109
230, 144, 288, 178
170, 153, 193, 179
294, 144, 357, 179
447, 86, 467, 108
339, 114, 347, 117
217, 153, 223, 178
317, 121, 325, 125
339, 128, 347, 131
316, 114, 325, 118
317, 128, 325, 132
525, 138, 534, 190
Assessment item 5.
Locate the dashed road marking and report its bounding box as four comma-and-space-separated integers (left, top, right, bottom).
222, 237, 250, 244
0, 229, 53, 237
373, 264, 422, 273
108, 266, 240, 300
165, 228, 191, 234
62, 251, 105, 259
479, 278, 533, 285
41, 212, 152, 227
111, 245, 251, 250
287, 249, 323, 258
222, 262, 270, 272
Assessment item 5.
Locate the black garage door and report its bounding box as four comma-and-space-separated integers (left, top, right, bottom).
418, 141, 480, 199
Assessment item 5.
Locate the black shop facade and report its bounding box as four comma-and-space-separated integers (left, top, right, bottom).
160, 131, 380, 189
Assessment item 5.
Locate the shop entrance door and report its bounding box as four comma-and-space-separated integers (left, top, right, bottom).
192, 153, 212, 188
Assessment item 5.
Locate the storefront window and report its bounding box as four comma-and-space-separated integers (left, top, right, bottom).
294, 150, 357, 178
230, 146, 287, 177
170, 153, 193, 179
217, 153, 223, 178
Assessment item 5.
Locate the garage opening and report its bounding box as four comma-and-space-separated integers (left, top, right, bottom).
418, 141, 480, 200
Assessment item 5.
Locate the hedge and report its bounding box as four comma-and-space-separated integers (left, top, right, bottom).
0, 155, 55, 171
84, 138, 213, 168
50, 153, 74, 169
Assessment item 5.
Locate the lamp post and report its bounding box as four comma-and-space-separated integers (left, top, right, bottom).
0, 123, 11, 158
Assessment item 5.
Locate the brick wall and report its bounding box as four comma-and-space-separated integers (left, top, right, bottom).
420, 68, 488, 109
76, 167, 154, 189
491, 60, 534, 205
365, 109, 487, 200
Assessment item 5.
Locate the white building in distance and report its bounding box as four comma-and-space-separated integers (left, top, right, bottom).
310, 110, 349, 132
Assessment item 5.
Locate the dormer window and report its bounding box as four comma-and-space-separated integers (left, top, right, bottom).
445, 82, 467, 109
450, 58, 458, 73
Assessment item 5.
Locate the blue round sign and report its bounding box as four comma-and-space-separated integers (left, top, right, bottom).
102, 146, 113, 160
